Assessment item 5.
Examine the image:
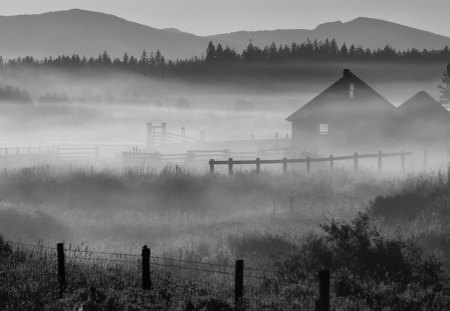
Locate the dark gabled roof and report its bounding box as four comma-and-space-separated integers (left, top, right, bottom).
286, 69, 395, 121
397, 91, 449, 117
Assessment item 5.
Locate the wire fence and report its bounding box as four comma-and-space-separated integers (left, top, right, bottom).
0, 240, 330, 310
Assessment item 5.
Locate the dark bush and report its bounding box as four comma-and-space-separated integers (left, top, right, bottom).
278, 213, 442, 288
370, 193, 426, 222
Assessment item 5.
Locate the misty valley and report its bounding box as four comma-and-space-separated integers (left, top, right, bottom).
1, 7, 450, 311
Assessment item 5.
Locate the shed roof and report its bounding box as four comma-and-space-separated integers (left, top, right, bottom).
397, 91, 449, 117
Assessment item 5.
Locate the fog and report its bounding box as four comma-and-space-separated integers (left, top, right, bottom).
0, 60, 449, 251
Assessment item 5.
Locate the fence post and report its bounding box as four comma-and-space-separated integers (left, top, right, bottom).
282, 157, 287, 174
329, 155, 334, 171
378, 150, 382, 172
209, 159, 215, 174
228, 158, 234, 176
423, 150, 428, 170
307, 156, 311, 173
235, 259, 244, 308
316, 270, 330, 311
354, 152, 358, 171
142, 245, 151, 290
401, 151, 406, 172
256, 158, 261, 174
57, 243, 66, 293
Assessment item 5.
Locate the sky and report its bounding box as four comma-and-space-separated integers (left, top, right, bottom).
0, 0, 449, 37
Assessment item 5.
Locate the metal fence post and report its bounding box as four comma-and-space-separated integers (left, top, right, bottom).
316, 270, 330, 311
256, 158, 261, 174
142, 245, 151, 290
282, 157, 287, 174
329, 155, 334, 170
307, 156, 311, 173
235, 259, 244, 308
57, 243, 66, 292
354, 152, 358, 171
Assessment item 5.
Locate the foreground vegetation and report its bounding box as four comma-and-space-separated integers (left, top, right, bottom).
1, 168, 450, 309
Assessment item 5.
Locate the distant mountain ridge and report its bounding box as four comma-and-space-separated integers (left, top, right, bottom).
0, 9, 449, 60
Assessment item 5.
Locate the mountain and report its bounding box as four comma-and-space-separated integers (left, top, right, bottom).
0, 9, 210, 60
0, 9, 449, 60
211, 17, 450, 52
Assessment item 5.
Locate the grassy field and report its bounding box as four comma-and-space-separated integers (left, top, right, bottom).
1, 167, 450, 310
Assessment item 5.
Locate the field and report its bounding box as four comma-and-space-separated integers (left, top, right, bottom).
1, 166, 450, 310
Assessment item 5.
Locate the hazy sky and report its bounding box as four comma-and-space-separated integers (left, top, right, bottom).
1, 0, 449, 37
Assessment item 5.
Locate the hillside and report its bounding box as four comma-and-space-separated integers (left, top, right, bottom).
0, 9, 449, 60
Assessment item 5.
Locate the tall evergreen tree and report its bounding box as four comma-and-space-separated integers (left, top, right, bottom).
205, 41, 216, 63
438, 61, 450, 109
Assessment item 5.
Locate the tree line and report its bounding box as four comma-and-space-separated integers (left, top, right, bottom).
0, 38, 449, 75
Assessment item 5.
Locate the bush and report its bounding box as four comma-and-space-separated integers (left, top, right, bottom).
278, 213, 442, 288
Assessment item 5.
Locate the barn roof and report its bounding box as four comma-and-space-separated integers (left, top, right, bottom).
286, 69, 394, 121
397, 91, 449, 118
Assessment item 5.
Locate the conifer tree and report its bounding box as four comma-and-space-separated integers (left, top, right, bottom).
205, 41, 216, 63
438, 61, 450, 109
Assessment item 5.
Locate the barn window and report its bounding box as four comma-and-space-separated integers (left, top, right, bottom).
349, 83, 355, 99
319, 123, 328, 135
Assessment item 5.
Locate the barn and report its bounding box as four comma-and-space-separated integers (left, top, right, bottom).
286, 69, 397, 152
287, 69, 450, 153
396, 91, 450, 149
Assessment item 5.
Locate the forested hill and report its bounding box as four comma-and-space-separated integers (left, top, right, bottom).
0, 9, 449, 60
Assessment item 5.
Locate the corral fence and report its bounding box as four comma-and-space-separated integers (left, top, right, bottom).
0, 144, 142, 160
209, 150, 413, 175
4, 241, 333, 310
122, 148, 290, 167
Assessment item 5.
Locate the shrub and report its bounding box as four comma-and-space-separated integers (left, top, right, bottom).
278, 213, 442, 288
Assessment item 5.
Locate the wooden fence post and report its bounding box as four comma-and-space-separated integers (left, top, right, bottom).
142, 245, 151, 290
378, 150, 382, 172
316, 270, 330, 311
307, 156, 311, 173
256, 158, 261, 174
282, 157, 287, 174
329, 155, 333, 170
209, 159, 215, 174
235, 259, 244, 308
424, 150, 428, 170
228, 158, 233, 176
57, 243, 66, 292
401, 151, 406, 172
353, 152, 358, 171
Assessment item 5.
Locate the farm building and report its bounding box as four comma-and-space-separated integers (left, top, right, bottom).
396, 91, 450, 146
286, 69, 450, 152
286, 69, 398, 152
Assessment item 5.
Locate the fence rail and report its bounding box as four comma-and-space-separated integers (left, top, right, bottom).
209, 150, 413, 175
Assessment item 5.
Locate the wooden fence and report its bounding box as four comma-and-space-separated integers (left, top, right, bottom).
122, 148, 290, 165
209, 151, 413, 175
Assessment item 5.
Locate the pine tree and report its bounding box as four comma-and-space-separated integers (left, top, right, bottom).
216, 44, 224, 62
438, 61, 450, 109
340, 43, 348, 58
140, 50, 148, 66
205, 41, 216, 63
